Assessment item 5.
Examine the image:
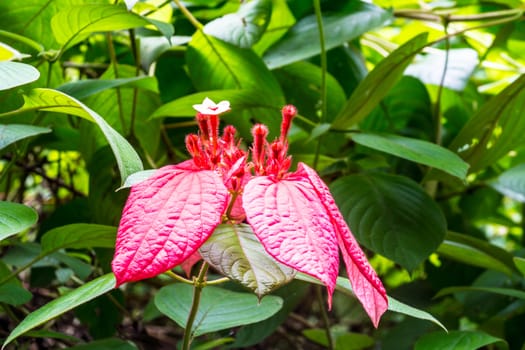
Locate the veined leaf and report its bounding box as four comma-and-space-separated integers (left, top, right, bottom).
2, 273, 116, 348
0, 201, 38, 241
332, 33, 428, 130
448, 74, 525, 173
330, 173, 446, 271
57, 76, 158, 100
263, 1, 392, 69
415, 330, 506, 350
204, 0, 272, 48
0, 124, 51, 150
41, 224, 116, 254
351, 132, 469, 180
199, 223, 296, 298
0, 61, 40, 91
488, 164, 525, 202
154, 284, 283, 336
4, 88, 143, 185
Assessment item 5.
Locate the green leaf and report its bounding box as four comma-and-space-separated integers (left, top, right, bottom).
332, 33, 428, 130
330, 173, 446, 271
263, 2, 392, 69
41, 224, 117, 254
6, 88, 143, 185
0, 124, 51, 150
51, 4, 173, 51
2, 273, 116, 348
436, 231, 517, 276
0, 261, 32, 305
295, 273, 447, 331
57, 76, 158, 100
62, 338, 138, 350
514, 257, 525, 276
199, 224, 296, 298
405, 48, 478, 91
204, 0, 272, 48
186, 31, 284, 136
415, 330, 506, 350
118, 169, 157, 190
252, 0, 295, 55
150, 89, 280, 119
154, 284, 283, 336
0, 61, 40, 90
448, 74, 525, 173
303, 329, 374, 350
350, 133, 469, 180
488, 164, 525, 202
0, 201, 38, 241
435, 286, 525, 300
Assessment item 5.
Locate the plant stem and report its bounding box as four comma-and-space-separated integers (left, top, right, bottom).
165, 270, 193, 284
316, 285, 334, 350
182, 262, 209, 350
172, 0, 203, 30
106, 32, 127, 134
0, 29, 44, 53
312, 0, 327, 171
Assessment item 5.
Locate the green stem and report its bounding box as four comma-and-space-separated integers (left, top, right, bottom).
165, 270, 193, 284
182, 262, 209, 350
128, 28, 141, 139
316, 285, 334, 350
106, 32, 127, 134
172, 0, 203, 30
0, 30, 44, 53
394, 8, 523, 23
312, 0, 327, 171
433, 20, 450, 146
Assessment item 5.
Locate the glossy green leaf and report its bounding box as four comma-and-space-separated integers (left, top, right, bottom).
295, 273, 446, 331
0, 201, 38, 241
7, 88, 143, 184
405, 48, 478, 91
514, 257, 525, 276
199, 224, 296, 298
263, 2, 392, 69
118, 170, 157, 190
332, 33, 428, 130
415, 330, 506, 350
2, 273, 116, 348
41, 224, 116, 254
204, 0, 271, 48
252, 0, 295, 55
154, 284, 283, 336
51, 4, 173, 51
330, 173, 446, 271
186, 31, 284, 136
0, 61, 40, 90
448, 74, 525, 173
57, 76, 158, 100
488, 164, 525, 202
0, 261, 32, 305
437, 231, 517, 276
0, 124, 51, 150
350, 132, 469, 180
435, 286, 525, 300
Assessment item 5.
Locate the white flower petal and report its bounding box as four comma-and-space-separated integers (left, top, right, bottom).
192, 97, 231, 115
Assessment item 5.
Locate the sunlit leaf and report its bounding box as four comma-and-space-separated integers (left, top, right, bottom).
0, 61, 40, 91
154, 284, 283, 336
0, 201, 38, 242
0, 124, 51, 150
488, 164, 525, 202
330, 172, 446, 271
515, 257, 525, 276
415, 330, 506, 350
199, 223, 296, 298
2, 273, 116, 348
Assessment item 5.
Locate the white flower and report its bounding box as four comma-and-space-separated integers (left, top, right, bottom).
192, 97, 230, 115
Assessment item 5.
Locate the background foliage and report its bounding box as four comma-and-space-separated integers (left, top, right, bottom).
1, 0, 525, 349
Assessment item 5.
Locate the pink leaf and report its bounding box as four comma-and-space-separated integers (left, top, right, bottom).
299, 163, 388, 327
243, 174, 339, 306
112, 162, 229, 286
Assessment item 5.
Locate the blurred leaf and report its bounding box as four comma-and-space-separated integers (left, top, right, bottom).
0, 61, 40, 90
200, 224, 296, 298
154, 284, 283, 336
65, 338, 138, 350
448, 74, 525, 173
0, 261, 32, 305
303, 329, 374, 349
263, 2, 392, 69
57, 77, 158, 100
330, 173, 446, 271
252, 0, 295, 55
295, 273, 446, 331
204, 0, 271, 48
332, 33, 428, 130
0, 201, 38, 241
437, 232, 517, 276
488, 164, 525, 202
514, 257, 525, 276
0, 124, 51, 150
0, 41, 31, 61
41, 224, 116, 254
6, 88, 143, 184
405, 48, 478, 91
51, 4, 173, 51
415, 330, 506, 350
435, 286, 525, 300
351, 132, 469, 180
3, 273, 116, 348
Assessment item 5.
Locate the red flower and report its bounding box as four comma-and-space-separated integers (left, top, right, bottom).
112, 98, 388, 327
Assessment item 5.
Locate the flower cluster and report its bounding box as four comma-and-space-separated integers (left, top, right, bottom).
112, 98, 388, 327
